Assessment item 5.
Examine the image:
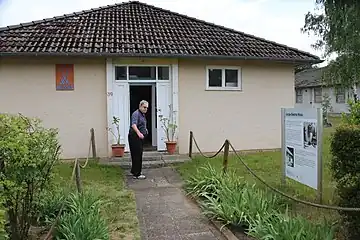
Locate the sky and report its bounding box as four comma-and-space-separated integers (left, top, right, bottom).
0, 0, 331, 65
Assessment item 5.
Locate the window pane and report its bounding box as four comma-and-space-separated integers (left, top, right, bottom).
208, 69, 222, 87
158, 67, 170, 80
129, 66, 156, 80
115, 66, 127, 80
225, 69, 238, 87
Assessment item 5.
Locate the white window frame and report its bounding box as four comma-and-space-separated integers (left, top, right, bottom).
114, 65, 171, 83
295, 89, 303, 103
335, 88, 346, 103
314, 87, 322, 103
206, 66, 242, 91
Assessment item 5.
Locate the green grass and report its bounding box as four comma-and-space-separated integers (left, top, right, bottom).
177, 116, 342, 223
53, 161, 140, 240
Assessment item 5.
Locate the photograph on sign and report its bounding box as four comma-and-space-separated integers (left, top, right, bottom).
282, 108, 320, 190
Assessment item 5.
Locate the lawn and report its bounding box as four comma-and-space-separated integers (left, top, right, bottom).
53, 161, 140, 240
177, 116, 342, 223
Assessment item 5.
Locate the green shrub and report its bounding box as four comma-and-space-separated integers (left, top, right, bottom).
341, 99, 360, 125
330, 124, 360, 239
54, 192, 109, 240
0, 113, 61, 240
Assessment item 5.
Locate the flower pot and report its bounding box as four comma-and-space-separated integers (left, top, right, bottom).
112, 144, 125, 157
165, 141, 177, 155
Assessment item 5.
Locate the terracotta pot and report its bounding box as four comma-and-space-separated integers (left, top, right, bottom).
112, 144, 125, 157
165, 141, 177, 155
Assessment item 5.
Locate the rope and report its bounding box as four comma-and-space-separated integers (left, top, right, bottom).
192, 133, 226, 158
43, 132, 93, 240
189, 133, 360, 212
227, 141, 360, 212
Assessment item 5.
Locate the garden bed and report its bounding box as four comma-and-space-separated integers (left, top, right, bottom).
176, 117, 341, 239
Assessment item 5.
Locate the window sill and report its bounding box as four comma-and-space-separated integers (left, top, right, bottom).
205, 87, 242, 92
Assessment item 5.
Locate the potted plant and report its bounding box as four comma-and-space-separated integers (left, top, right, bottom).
159, 105, 178, 155
107, 116, 125, 157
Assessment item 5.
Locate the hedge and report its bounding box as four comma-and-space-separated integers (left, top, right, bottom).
330, 124, 360, 240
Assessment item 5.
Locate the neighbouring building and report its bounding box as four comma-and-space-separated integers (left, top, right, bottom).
0, 1, 321, 158
295, 67, 358, 114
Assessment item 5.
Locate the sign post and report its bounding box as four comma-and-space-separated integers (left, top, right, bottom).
281, 107, 323, 203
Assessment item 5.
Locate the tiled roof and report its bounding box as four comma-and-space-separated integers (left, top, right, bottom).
295, 67, 325, 88
0, 1, 321, 63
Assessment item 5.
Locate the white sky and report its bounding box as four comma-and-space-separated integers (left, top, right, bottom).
0, 0, 331, 65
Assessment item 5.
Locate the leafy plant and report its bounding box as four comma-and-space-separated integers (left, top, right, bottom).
341, 99, 360, 125
159, 104, 178, 142
106, 116, 121, 145
36, 187, 69, 226
54, 192, 109, 240
0, 113, 61, 240
248, 210, 336, 240
185, 163, 336, 239
330, 124, 360, 239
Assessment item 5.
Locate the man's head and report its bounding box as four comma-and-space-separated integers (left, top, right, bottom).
139, 100, 149, 114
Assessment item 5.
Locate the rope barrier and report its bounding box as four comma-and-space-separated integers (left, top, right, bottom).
189, 133, 360, 212
192, 133, 226, 158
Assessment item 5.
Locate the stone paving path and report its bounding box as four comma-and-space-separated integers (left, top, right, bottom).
126, 167, 226, 240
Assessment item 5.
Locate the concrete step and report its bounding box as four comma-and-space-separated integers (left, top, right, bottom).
99, 151, 191, 169
110, 151, 188, 162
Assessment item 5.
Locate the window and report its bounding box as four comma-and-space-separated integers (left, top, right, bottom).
206, 66, 241, 90
314, 88, 322, 103
129, 66, 156, 80
336, 88, 346, 103
296, 89, 303, 103
115, 66, 170, 81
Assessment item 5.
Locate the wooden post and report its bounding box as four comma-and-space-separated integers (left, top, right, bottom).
75, 160, 82, 193
223, 140, 230, 174
189, 131, 193, 158
90, 128, 97, 158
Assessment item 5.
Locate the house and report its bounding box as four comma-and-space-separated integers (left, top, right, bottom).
0, 1, 321, 158
295, 67, 355, 113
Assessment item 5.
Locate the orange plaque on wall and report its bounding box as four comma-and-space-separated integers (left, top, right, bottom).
56, 64, 74, 91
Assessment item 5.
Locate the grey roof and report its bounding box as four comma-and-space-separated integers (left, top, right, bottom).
295, 67, 326, 88
0, 1, 321, 63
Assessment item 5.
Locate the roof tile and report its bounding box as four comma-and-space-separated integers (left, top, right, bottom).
0, 1, 320, 62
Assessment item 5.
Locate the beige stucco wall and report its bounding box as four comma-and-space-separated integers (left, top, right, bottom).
0, 56, 295, 158
178, 59, 295, 154
0, 57, 107, 159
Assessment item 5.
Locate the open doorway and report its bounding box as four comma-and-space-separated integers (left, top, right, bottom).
129, 84, 156, 151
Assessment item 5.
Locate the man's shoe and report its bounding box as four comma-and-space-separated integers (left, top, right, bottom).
133, 174, 146, 179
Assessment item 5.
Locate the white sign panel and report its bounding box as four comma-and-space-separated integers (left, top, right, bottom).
282, 108, 321, 190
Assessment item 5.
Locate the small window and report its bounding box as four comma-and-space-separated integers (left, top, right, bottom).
207, 66, 241, 90
115, 66, 127, 80
158, 66, 170, 80
314, 88, 322, 103
296, 89, 303, 103
336, 88, 346, 103
128, 66, 156, 80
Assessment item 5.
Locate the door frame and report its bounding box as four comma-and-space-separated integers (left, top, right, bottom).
106, 59, 179, 155
128, 83, 157, 147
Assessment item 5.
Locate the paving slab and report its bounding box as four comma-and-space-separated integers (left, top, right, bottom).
126, 167, 225, 240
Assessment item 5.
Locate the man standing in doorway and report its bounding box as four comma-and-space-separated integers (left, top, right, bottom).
128, 100, 148, 179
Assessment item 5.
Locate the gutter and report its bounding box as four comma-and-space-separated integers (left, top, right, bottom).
0, 52, 324, 64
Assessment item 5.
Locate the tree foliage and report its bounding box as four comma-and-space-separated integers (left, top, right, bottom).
302, 0, 360, 88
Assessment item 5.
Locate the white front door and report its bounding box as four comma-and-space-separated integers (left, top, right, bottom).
151, 84, 157, 147
156, 82, 171, 151
113, 82, 130, 152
